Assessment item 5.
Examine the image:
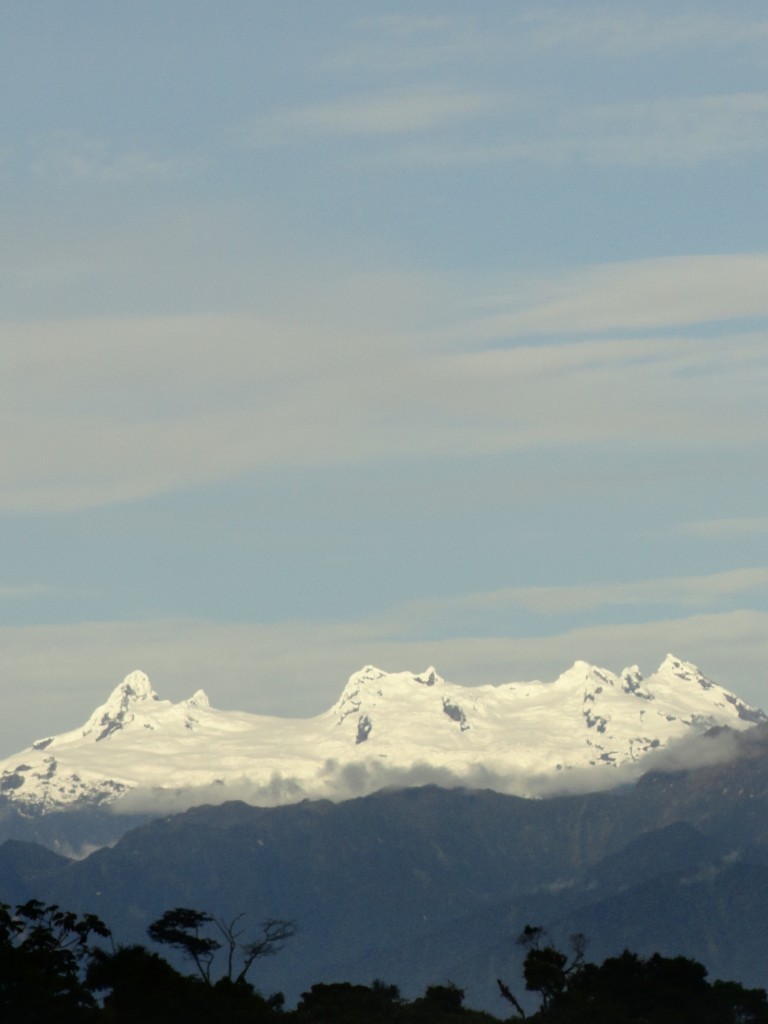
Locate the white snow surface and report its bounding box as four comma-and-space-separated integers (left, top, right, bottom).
1, 656, 764, 812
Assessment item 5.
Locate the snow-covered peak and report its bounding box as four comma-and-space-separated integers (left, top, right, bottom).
330, 665, 445, 723
415, 666, 441, 686
654, 653, 723, 693
621, 665, 643, 683
185, 689, 210, 709
620, 665, 650, 699
119, 670, 158, 701
348, 665, 388, 687
649, 654, 718, 697
81, 670, 159, 742
659, 652, 702, 675
554, 661, 619, 691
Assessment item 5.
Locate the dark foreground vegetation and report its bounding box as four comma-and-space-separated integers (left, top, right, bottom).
2, 900, 767, 1023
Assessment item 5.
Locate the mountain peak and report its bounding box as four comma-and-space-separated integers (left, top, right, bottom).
331, 665, 443, 724
119, 670, 158, 701
185, 689, 210, 709
81, 670, 159, 742
659, 653, 698, 674
414, 667, 440, 686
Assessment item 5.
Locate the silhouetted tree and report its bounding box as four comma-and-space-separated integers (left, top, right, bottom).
295, 980, 402, 1023
407, 981, 501, 1023
498, 925, 585, 1018
87, 944, 192, 1023
498, 925, 768, 1023
147, 906, 295, 988
147, 907, 220, 983
216, 912, 296, 984
0, 899, 109, 1023
88, 941, 286, 1024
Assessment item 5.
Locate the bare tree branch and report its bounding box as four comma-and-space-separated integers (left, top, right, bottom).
235, 918, 297, 984
497, 977, 527, 1018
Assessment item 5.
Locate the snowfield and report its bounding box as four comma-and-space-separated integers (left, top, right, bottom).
0, 654, 763, 812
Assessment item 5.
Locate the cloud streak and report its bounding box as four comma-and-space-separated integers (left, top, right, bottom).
385, 92, 768, 169
32, 136, 181, 185
252, 86, 499, 142
473, 252, 768, 339
392, 568, 768, 621
476, 253, 768, 336
578, 92, 768, 166
0, 584, 54, 600
517, 10, 768, 55
678, 518, 768, 538
3, 250, 767, 511
336, 10, 768, 73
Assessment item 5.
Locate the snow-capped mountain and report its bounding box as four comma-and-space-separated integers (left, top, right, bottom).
0, 655, 763, 813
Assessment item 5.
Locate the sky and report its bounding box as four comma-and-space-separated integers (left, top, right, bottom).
2, 1, 768, 756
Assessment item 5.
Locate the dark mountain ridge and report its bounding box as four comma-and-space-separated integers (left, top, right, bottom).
3, 723, 768, 1011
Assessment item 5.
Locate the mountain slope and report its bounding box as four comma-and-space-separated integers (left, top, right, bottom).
0, 655, 763, 814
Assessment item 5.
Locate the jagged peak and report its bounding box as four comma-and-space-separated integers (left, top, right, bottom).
414, 667, 441, 687
343, 665, 444, 691
115, 670, 158, 702
656, 654, 717, 689
622, 665, 644, 682
620, 664, 650, 698
566, 659, 612, 676
331, 664, 445, 721
659, 653, 699, 675
558, 660, 617, 686
346, 665, 387, 686
81, 670, 159, 741
185, 689, 210, 709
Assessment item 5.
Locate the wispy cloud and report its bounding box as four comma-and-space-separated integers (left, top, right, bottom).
332, 10, 768, 73
31, 136, 180, 184
475, 253, 768, 337
679, 518, 768, 538
385, 92, 768, 169
2, 249, 767, 512
517, 10, 768, 54
388, 569, 768, 622
327, 14, 489, 72
578, 92, 768, 166
250, 86, 501, 142
0, 584, 54, 600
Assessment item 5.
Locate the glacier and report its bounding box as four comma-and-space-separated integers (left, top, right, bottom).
0, 654, 764, 813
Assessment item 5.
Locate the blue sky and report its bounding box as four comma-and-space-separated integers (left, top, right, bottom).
2, 1, 768, 754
